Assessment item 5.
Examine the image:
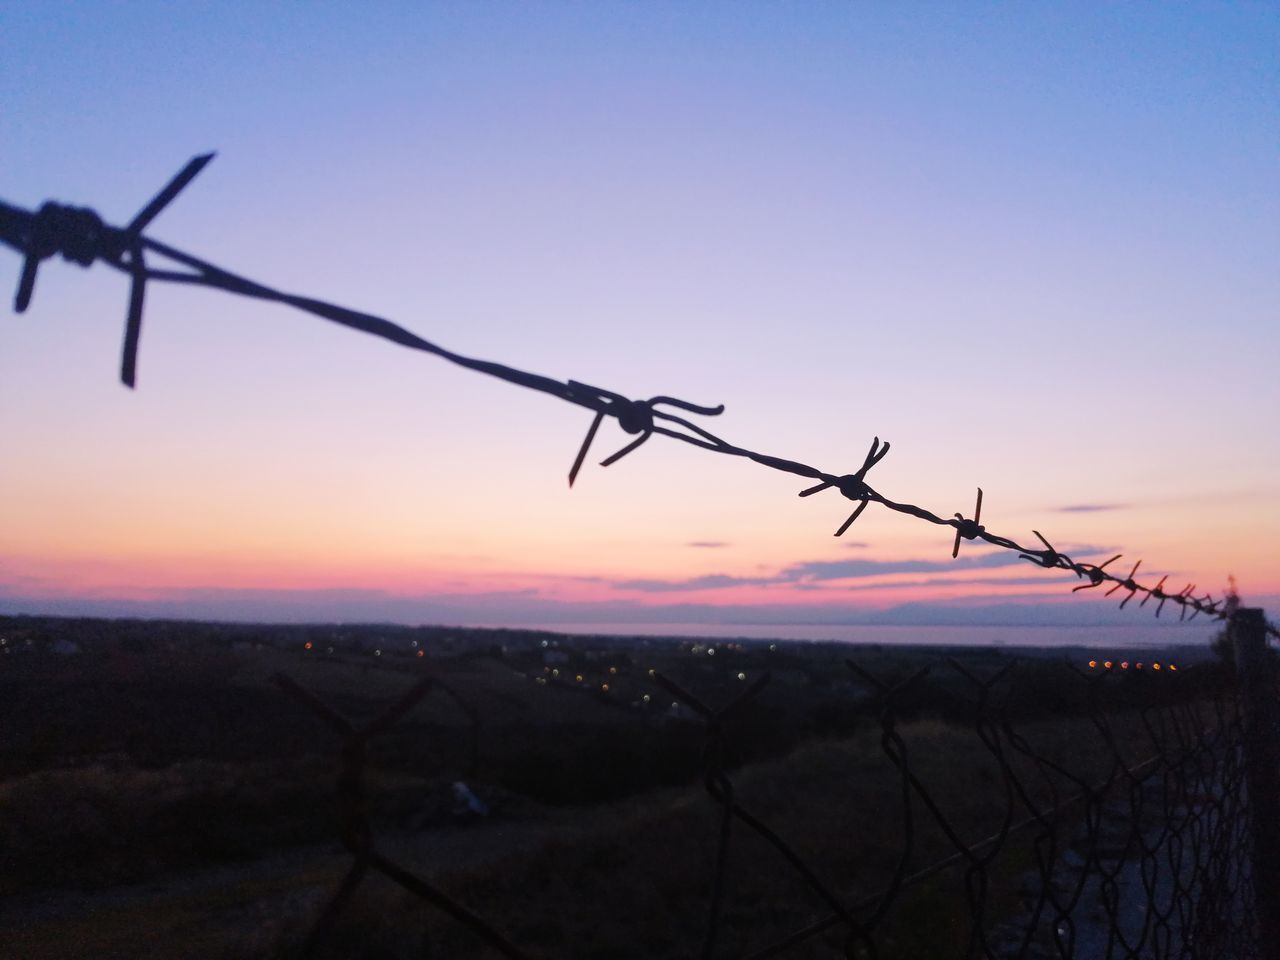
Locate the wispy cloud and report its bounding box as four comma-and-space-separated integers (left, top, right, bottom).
686, 541, 728, 549
613, 552, 1030, 593
1056, 503, 1130, 514
846, 574, 1081, 593
1055, 543, 1118, 556
783, 553, 1028, 581
614, 574, 776, 592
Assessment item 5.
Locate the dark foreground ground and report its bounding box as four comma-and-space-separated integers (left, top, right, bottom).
0, 615, 1219, 959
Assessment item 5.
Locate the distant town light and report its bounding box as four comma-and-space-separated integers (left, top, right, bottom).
1088, 660, 1097, 668
769, 643, 776, 652
552, 669, 560, 678
648, 668, 656, 678
1120, 661, 1128, 669
416, 650, 424, 658
707, 648, 715, 656
1153, 663, 1161, 670
326, 646, 333, 654
642, 694, 650, 703
575, 674, 583, 683
1135, 662, 1143, 670
737, 672, 746, 681
411, 640, 418, 648
601, 683, 609, 692
304, 642, 313, 651
1169, 664, 1177, 671
375, 649, 382, 657
1104, 661, 1113, 669
609, 666, 617, 675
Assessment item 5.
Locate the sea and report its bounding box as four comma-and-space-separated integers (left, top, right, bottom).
530, 622, 1220, 654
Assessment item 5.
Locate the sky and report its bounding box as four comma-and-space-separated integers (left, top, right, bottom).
2, 3, 1277, 637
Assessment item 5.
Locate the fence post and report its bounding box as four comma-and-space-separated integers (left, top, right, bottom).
1231, 608, 1280, 958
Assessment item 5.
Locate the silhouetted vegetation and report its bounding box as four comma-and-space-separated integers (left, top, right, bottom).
0, 614, 1216, 958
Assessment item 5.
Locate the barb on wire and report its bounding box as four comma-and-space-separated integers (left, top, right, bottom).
1105, 559, 1143, 609
565, 380, 726, 487
1018, 529, 1075, 573
1177, 584, 1198, 622
1141, 574, 1170, 616
1072, 554, 1123, 593
797, 435, 890, 536
951, 487, 985, 559
9, 154, 214, 387
0, 155, 1250, 629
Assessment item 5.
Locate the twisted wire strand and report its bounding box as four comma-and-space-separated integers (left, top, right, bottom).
3, 156, 1275, 640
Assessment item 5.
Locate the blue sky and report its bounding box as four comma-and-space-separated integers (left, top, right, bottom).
2, 3, 1277, 631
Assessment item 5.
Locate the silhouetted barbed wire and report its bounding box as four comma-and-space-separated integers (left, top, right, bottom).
2, 154, 1276, 643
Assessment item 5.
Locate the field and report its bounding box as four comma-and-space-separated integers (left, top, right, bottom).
0, 615, 1222, 959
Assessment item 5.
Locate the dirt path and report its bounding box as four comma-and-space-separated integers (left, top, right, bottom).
1, 786, 703, 960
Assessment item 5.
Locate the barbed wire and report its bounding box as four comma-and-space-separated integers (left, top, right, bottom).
2, 154, 1276, 642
